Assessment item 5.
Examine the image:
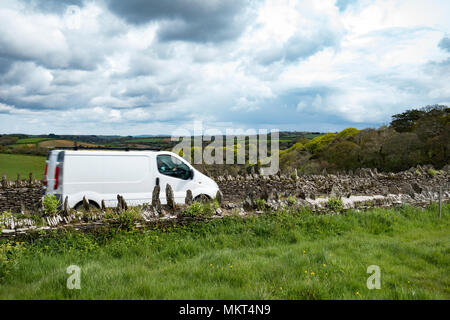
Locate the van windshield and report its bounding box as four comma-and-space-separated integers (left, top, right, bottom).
157, 155, 190, 180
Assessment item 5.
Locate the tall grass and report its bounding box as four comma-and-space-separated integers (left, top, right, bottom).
0, 204, 448, 299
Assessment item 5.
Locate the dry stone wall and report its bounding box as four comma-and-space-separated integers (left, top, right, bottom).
1, 165, 449, 238
0, 174, 43, 213
0, 165, 449, 214
213, 165, 450, 202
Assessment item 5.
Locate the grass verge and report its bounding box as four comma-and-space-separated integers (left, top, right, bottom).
0, 204, 449, 299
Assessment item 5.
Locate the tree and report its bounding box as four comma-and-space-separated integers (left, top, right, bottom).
325, 140, 360, 170
390, 109, 426, 132
381, 132, 424, 171
0, 135, 18, 146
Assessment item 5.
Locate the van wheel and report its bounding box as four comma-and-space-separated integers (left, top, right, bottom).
74, 201, 99, 211
194, 194, 210, 203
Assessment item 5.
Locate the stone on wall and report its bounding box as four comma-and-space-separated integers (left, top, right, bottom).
185, 189, 193, 205
215, 190, 223, 205
166, 184, 175, 209
82, 196, 89, 211
151, 185, 161, 213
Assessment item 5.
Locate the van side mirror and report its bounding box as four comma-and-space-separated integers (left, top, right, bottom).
189, 169, 194, 179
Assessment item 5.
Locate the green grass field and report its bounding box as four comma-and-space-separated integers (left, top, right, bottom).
0, 153, 46, 180
15, 138, 53, 144
1, 204, 448, 299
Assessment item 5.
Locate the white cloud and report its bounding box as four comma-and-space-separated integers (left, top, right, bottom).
0, 0, 449, 134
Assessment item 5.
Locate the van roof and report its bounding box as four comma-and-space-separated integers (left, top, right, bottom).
61, 150, 172, 156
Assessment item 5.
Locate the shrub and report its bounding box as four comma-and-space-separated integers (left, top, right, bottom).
200, 201, 215, 217
279, 142, 304, 156
305, 133, 336, 155
0, 211, 13, 229
428, 168, 437, 177
254, 198, 267, 211
336, 128, 359, 138
104, 209, 142, 230
327, 197, 343, 212
287, 195, 296, 206
116, 209, 142, 231
42, 194, 60, 216
0, 242, 26, 280
324, 141, 360, 170
182, 201, 216, 218
183, 202, 203, 217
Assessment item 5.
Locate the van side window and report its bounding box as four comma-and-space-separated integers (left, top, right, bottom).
157, 155, 190, 180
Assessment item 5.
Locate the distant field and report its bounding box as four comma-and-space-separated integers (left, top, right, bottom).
15, 138, 53, 144
38, 140, 100, 148
4, 134, 323, 154
9, 144, 36, 148
301, 133, 323, 140
9, 139, 100, 150
0, 154, 46, 180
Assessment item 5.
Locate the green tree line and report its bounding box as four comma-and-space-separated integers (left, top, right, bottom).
280, 104, 449, 173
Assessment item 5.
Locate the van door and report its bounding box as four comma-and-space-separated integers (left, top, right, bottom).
155, 154, 196, 204
44, 150, 60, 195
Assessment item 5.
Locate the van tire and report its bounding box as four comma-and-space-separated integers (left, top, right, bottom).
194, 194, 210, 203
74, 201, 99, 210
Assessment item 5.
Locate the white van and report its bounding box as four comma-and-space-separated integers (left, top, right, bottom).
44, 150, 219, 209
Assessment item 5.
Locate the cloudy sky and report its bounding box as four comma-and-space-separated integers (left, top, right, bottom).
0, 0, 449, 135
